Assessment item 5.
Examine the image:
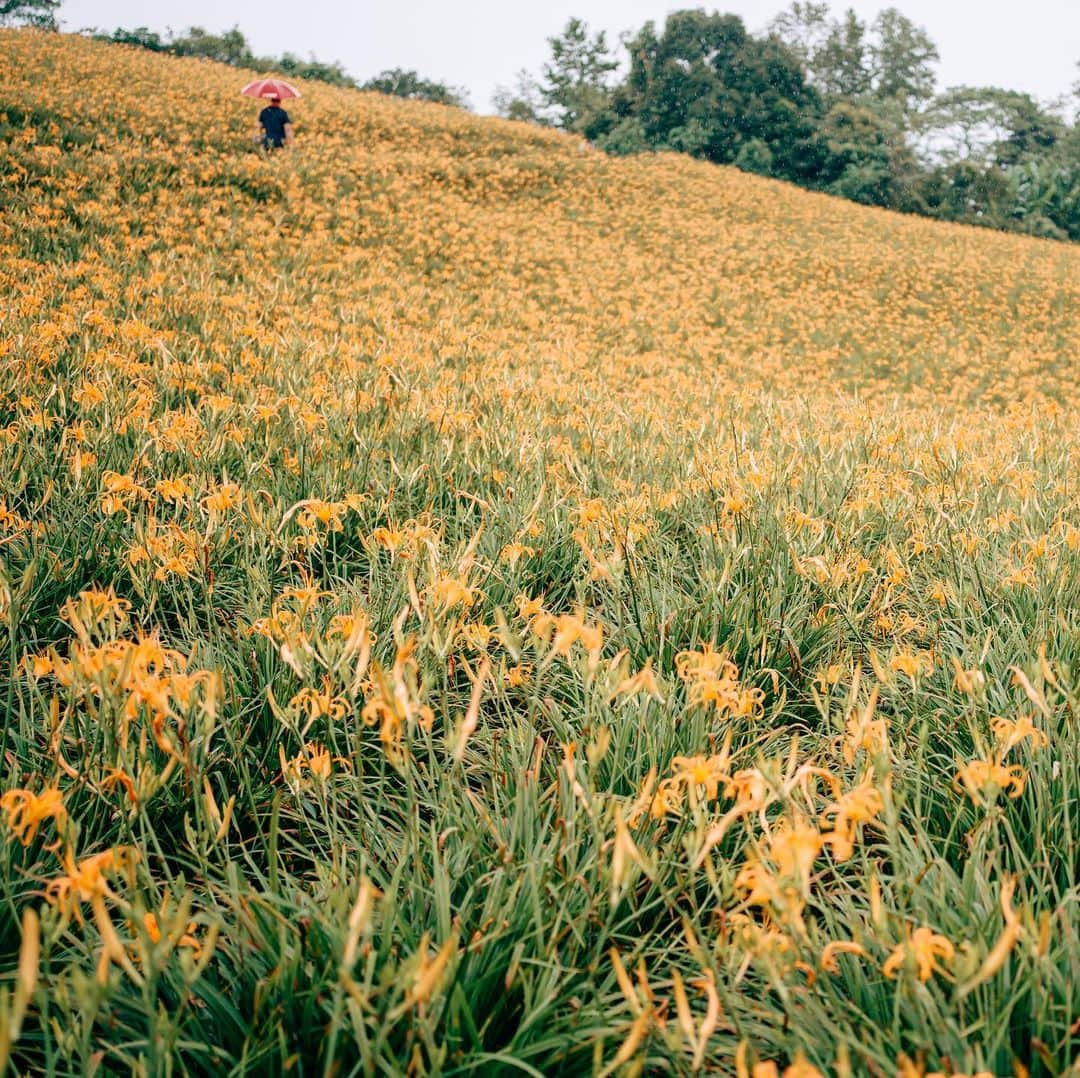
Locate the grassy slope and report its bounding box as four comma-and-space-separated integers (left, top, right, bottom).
0, 30, 1078, 1076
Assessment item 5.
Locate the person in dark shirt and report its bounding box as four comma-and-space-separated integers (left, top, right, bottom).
256, 96, 292, 150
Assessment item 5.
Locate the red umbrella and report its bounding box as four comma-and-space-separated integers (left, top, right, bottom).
241, 78, 301, 101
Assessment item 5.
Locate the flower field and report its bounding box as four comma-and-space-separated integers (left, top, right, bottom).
1, 29, 1078, 1076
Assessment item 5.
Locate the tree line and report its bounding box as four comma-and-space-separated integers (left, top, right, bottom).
3, 0, 1076, 241
0, 4, 469, 107
90, 25, 471, 108
497, 7, 1080, 242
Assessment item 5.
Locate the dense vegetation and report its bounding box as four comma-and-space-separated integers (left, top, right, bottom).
0, 0, 58, 30
60, 0, 1080, 242
1, 29, 1079, 1077
90, 24, 362, 93
501, 8, 1080, 242
91, 25, 471, 107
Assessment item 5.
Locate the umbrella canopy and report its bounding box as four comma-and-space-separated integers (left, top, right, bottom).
241, 78, 301, 101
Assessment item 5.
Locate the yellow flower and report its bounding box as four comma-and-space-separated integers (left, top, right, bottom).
842, 687, 887, 763
289, 683, 348, 722
0, 787, 66, 846
505, 662, 533, 687
154, 476, 193, 503
138, 903, 201, 954
819, 940, 866, 974
724, 769, 770, 809
815, 662, 844, 691
990, 713, 1047, 755
821, 774, 883, 862
882, 926, 955, 982
500, 542, 535, 565
955, 758, 1026, 802
427, 575, 476, 611
677, 647, 763, 718
281, 742, 349, 789
766, 815, 824, 888
669, 753, 730, 802
612, 660, 663, 700
533, 609, 604, 667
649, 780, 684, 819
889, 651, 930, 679
202, 482, 241, 515
46, 846, 136, 914
950, 656, 985, 695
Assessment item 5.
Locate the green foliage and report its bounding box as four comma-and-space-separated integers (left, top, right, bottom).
361, 68, 469, 108
101, 26, 167, 52
0, 0, 57, 30
910, 87, 1078, 237
275, 53, 354, 89
818, 100, 897, 203
870, 7, 939, 114
539, 18, 618, 134
733, 136, 775, 175
96, 23, 357, 91
599, 11, 823, 183
168, 25, 251, 66
771, 4, 938, 114
771, 4, 872, 100
918, 87, 1064, 167
494, 20, 617, 135
492, 72, 546, 124
500, 4, 1080, 243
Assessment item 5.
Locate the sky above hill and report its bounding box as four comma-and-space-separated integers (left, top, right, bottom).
60, 0, 1079, 113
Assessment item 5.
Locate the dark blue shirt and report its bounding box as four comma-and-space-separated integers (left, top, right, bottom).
259, 105, 290, 147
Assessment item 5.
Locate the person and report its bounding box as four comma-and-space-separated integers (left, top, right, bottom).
256, 95, 292, 151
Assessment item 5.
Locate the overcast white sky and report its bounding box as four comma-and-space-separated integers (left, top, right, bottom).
60, 0, 1079, 113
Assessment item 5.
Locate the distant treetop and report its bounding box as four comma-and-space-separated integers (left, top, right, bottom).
0, 0, 60, 30
360, 69, 470, 109
91, 23, 469, 106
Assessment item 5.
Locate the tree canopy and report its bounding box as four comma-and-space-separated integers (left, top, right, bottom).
0, 0, 59, 29
94, 25, 437, 98
500, 5, 1078, 242
360, 69, 469, 108
603, 11, 823, 180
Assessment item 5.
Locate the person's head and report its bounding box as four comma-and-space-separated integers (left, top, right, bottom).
269, 94, 281, 107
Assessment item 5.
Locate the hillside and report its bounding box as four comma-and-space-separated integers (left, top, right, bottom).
1, 30, 1078, 1076
3, 30, 1077, 415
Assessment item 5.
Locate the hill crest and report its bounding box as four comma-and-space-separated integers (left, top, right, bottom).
2, 28, 1077, 413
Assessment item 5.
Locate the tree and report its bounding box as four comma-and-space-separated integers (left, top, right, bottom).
361, 69, 469, 109
911, 87, 1073, 237
274, 53, 355, 88
537, 18, 618, 133
815, 9, 872, 100
493, 70, 547, 125
771, 5, 937, 114
104, 26, 168, 51
1006, 158, 1078, 240
917, 87, 1063, 167
767, 2, 832, 68
869, 8, 938, 115
95, 24, 358, 89
601, 10, 823, 182
816, 98, 927, 207
0, 0, 59, 29
169, 26, 253, 66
